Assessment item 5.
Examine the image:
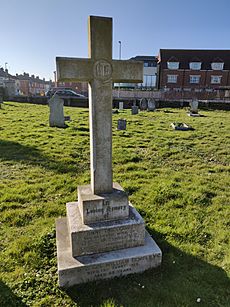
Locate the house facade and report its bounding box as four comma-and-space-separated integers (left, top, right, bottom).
114, 55, 158, 90
14, 73, 51, 96
157, 49, 230, 100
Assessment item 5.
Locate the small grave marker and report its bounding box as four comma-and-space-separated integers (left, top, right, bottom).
119, 101, 124, 110
117, 118, 126, 130
189, 99, 200, 116
147, 98, 156, 111
131, 105, 139, 115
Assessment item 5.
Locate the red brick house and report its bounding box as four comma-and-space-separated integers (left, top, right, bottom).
157, 49, 230, 100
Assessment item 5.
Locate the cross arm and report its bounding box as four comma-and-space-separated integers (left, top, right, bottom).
56, 57, 92, 82
112, 60, 143, 83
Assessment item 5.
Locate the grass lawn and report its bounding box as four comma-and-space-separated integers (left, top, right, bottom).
0, 102, 229, 307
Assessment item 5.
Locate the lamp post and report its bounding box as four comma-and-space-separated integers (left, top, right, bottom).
118, 41, 121, 98
54, 71, 57, 87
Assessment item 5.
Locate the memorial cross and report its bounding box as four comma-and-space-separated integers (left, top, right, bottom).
56, 16, 143, 195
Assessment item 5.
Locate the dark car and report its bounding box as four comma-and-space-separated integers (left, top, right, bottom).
46, 88, 86, 98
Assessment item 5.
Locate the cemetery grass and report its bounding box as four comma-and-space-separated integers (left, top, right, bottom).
0, 102, 229, 307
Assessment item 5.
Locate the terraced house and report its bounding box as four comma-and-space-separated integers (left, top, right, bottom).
157, 49, 230, 100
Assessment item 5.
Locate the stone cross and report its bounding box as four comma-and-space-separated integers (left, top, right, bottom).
56, 16, 143, 195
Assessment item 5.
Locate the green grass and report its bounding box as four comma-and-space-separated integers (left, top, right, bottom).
0, 102, 229, 306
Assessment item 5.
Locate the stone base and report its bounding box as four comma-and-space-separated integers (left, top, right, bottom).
78, 182, 129, 224
188, 112, 200, 117
56, 217, 162, 288
67, 202, 145, 256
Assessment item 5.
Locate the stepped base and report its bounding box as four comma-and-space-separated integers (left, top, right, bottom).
56, 217, 162, 288
67, 202, 145, 256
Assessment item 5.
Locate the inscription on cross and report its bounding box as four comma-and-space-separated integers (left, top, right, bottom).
56, 16, 143, 195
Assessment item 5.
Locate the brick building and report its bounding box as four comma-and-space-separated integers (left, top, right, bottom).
14, 73, 51, 96
157, 49, 230, 100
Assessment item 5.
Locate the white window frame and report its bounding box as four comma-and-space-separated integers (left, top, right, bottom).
167, 62, 179, 69
167, 75, 178, 83
211, 75, 222, 84
190, 75, 201, 84
211, 63, 224, 70
189, 62, 202, 70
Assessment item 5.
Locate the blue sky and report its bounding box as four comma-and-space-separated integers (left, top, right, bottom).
1, 0, 230, 80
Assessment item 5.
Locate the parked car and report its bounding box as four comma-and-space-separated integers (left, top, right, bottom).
46, 88, 86, 98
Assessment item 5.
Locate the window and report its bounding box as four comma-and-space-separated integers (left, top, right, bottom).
211, 63, 224, 70
167, 62, 179, 69
143, 75, 156, 87
211, 76, 222, 84
167, 75, 178, 83
189, 62, 202, 70
190, 75, 201, 84
144, 62, 156, 67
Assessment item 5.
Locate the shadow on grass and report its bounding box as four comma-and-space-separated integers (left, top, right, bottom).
65, 228, 230, 307
0, 139, 78, 174
0, 281, 27, 307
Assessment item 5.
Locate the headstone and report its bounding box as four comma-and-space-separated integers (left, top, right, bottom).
131, 105, 139, 115
55, 15, 161, 287
117, 118, 126, 130
147, 98, 156, 111
189, 99, 200, 116
119, 101, 124, 110
64, 116, 71, 121
48, 93, 65, 127
0, 88, 4, 108
140, 98, 148, 110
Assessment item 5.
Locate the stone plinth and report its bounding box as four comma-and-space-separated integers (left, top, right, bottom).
56, 217, 162, 288
67, 202, 145, 256
78, 182, 129, 224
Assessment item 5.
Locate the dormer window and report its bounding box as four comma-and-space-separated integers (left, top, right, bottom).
211, 62, 224, 70
167, 62, 179, 69
189, 62, 202, 70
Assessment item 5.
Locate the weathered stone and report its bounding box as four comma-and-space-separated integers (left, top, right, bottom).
78, 182, 129, 224
131, 105, 139, 115
57, 17, 142, 195
119, 101, 124, 110
56, 217, 162, 287
48, 93, 65, 128
189, 99, 200, 116
147, 98, 156, 111
117, 119, 126, 130
67, 202, 145, 256
55, 15, 161, 288
140, 98, 148, 110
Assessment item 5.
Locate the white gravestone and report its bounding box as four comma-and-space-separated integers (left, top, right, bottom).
189, 99, 200, 116
119, 101, 124, 110
48, 93, 65, 128
55, 15, 161, 287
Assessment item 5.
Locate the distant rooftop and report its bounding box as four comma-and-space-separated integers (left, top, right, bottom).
158, 49, 230, 70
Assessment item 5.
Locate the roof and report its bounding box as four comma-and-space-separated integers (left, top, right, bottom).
159, 49, 230, 70
130, 55, 157, 62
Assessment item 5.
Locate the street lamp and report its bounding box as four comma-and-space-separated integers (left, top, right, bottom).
118, 41, 121, 60
118, 41, 121, 98
53, 71, 57, 87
